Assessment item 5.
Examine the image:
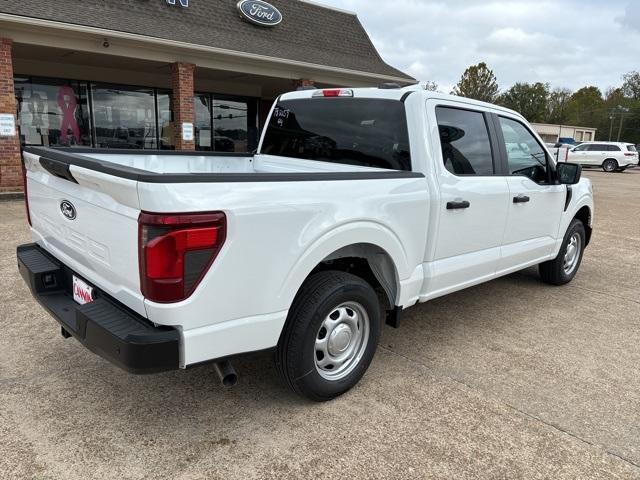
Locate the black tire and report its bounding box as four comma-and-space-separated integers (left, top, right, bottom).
275, 271, 381, 402
539, 219, 586, 285
602, 159, 618, 172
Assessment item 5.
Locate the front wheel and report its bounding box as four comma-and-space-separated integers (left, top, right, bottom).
275, 271, 381, 402
539, 219, 586, 285
602, 159, 618, 172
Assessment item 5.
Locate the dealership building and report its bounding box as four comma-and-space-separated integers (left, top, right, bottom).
0, 0, 413, 193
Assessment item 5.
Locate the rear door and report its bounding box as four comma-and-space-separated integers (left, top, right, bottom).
22, 150, 145, 316
422, 101, 509, 297
586, 144, 610, 165
493, 115, 565, 273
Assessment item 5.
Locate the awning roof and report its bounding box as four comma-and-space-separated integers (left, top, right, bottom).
1, 0, 414, 83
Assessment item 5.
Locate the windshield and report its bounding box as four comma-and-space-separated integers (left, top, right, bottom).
261, 98, 411, 171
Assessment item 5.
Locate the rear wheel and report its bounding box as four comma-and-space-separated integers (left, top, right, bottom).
539, 219, 585, 285
275, 271, 381, 402
602, 159, 618, 172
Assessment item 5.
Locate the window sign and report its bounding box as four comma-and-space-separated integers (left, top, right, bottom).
182, 122, 194, 141
0, 114, 16, 136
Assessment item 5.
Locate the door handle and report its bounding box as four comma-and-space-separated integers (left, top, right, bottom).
446, 200, 470, 210
513, 195, 530, 203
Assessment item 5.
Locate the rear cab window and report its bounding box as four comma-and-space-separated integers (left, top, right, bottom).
261, 98, 411, 171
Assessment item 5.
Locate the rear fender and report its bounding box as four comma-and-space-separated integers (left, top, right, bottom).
277, 221, 410, 308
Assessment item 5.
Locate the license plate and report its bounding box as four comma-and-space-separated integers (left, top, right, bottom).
72, 275, 94, 305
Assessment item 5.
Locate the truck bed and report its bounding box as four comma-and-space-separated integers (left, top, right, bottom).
24, 147, 419, 183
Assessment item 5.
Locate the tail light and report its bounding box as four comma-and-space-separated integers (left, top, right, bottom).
22, 160, 31, 226
138, 211, 226, 303
624, 152, 636, 156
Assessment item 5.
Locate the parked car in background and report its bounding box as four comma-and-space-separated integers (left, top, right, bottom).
554, 137, 578, 148
567, 142, 638, 172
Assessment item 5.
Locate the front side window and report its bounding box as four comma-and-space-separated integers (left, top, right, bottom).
573, 144, 589, 151
499, 116, 549, 183
435, 106, 494, 175
261, 98, 411, 171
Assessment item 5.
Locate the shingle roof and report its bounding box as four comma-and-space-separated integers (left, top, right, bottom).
1, 0, 414, 81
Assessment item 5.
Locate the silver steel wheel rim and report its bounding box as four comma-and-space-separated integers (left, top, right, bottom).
563, 233, 581, 275
604, 161, 615, 172
314, 302, 370, 381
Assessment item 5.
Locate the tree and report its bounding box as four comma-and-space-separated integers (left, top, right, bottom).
547, 88, 573, 124
422, 80, 439, 92
622, 71, 640, 100
564, 87, 605, 128
451, 62, 499, 103
497, 82, 549, 122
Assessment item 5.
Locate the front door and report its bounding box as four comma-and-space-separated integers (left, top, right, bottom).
495, 116, 565, 273
422, 102, 510, 298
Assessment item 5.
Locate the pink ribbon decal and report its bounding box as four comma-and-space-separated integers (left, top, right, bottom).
57, 86, 80, 144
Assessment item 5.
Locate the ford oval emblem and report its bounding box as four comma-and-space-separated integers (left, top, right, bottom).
237, 0, 282, 27
60, 200, 76, 220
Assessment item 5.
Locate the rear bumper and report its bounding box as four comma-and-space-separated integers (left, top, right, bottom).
17, 243, 179, 374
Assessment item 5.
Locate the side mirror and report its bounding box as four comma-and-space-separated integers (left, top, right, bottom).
557, 162, 582, 185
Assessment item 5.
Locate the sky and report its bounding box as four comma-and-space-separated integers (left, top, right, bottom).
319, 0, 640, 93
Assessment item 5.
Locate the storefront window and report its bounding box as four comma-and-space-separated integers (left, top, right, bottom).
157, 91, 173, 150
195, 93, 258, 152
15, 77, 91, 147
195, 94, 212, 150
91, 84, 157, 149
14, 76, 258, 152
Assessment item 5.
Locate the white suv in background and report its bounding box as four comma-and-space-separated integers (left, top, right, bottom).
568, 142, 638, 172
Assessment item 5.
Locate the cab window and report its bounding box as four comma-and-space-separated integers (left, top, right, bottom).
499, 117, 549, 183
573, 144, 589, 151
435, 106, 494, 175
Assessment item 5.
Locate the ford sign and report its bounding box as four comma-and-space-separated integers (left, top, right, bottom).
237, 0, 282, 27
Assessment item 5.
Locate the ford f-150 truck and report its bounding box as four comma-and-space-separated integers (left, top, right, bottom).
17, 85, 593, 401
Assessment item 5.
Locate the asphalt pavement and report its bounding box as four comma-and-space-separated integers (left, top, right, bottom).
1, 169, 639, 479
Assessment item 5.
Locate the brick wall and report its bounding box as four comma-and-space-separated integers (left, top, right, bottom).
0, 38, 22, 192
171, 62, 195, 151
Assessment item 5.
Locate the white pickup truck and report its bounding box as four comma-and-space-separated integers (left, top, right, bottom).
17, 85, 594, 401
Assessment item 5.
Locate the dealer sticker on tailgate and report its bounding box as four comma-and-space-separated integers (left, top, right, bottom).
72, 275, 94, 305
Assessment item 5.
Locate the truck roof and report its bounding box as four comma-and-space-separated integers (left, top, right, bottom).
279, 84, 524, 120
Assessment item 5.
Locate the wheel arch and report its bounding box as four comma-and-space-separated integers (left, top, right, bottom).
574, 205, 592, 246
277, 222, 409, 312
602, 158, 619, 168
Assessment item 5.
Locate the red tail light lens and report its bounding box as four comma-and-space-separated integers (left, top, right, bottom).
138, 211, 226, 303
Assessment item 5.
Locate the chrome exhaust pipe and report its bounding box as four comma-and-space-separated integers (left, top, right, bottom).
213, 360, 238, 387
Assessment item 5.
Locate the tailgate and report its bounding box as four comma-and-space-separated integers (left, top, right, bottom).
23, 150, 145, 317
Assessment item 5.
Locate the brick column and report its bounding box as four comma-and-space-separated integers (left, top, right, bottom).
292, 78, 315, 90
0, 38, 22, 192
170, 62, 195, 151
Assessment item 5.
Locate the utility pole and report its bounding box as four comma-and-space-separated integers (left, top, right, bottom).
608, 114, 615, 141
616, 106, 630, 142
